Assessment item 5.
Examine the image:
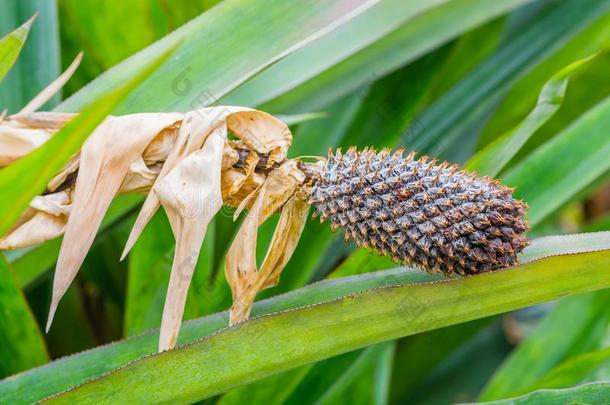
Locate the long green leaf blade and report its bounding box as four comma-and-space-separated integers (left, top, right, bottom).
262, 0, 534, 114
466, 53, 597, 177
57, 0, 380, 114
0, 13, 35, 82
219, 0, 450, 107
38, 249, 610, 404
504, 94, 610, 226
473, 381, 610, 405
0, 254, 48, 377
0, 0, 61, 111
403, 0, 610, 159
0, 232, 608, 403
479, 291, 610, 400
527, 348, 610, 392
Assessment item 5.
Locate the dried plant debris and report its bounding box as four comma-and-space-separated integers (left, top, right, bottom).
0, 109, 529, 351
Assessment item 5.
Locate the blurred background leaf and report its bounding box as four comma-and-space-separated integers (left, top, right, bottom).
0, 254, 48, 377
0, 0, 60, 111
0, 14, 34, 82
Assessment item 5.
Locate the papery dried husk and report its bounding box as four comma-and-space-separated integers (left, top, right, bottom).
120, 157, 161, 193
120, 108, 226, 259
0, 212, 66, 250
46, 113, 182, 330
155, 128, 224, 351
0, 191, 71, 250
1, 58, 314, 350
121, 106, 289, 259
226, 110, 291, 164
1, 102, 311, 352
0, 125, 52, 166
258, 197, 309, 289
9, 111, 77, 130
225, 160, 306, 325
47, 154, 80, 192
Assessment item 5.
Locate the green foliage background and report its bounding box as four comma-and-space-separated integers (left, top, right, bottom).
1, 0, 610, 403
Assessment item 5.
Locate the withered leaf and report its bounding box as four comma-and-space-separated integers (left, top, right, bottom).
225, 161, 306, 325
46, 113, 182, 331
155, 128, 224, 351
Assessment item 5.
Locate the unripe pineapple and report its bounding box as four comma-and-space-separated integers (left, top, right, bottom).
309, 147, 529, 276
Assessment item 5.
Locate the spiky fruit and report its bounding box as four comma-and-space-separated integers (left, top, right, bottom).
309, 148, 529, 276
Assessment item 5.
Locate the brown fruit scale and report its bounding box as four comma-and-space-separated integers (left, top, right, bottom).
309, 147, 529, 276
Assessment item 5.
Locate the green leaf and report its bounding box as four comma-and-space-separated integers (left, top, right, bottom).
0, 0, 61, 111
477, 10, 610, 155
526, 347, 610, 392
479, 291, 610, 400
3, 232, 610, 404
285, 352, 363, 404
373, 341, 395, 405
473, 381, 610, 405
406, 322, 510, 403
35, 250, 610, 403
585, 213, 610, 232
311, 343, 394, 405
57, 0, 219, 98
503, 94, 610, 226
123, 211, 174, 336
260, 0, 534, 114
402, 0, 610, 160
220, 0, 453, 108
275, 343, 394, 405
0, 254, 48, 377
389, 318, 493, 403
337, 42, 455, 150
57, 0, 380, 114
218, 366, 312, 405
466, 53, 597, 177
0, 13, 35, 83
0, 43, 175, 238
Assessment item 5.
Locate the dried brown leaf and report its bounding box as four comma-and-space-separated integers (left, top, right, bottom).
259, 196, 309, 290
225, 161, 305, 324
7, 111, 76, 130
226, 110, 291, 161
47, 154, 80, 192
120, 157, 160, 193
155, 128, 224, 351
0, 191, 70, 250
46, 113, 182, 331
0, 211, 66, 250
122, 107, 245, 259
0, 125, 52, 166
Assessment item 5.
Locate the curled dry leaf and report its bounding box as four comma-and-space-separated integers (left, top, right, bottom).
155, 128, 224, 351
0, 191, 70, 250
225, 161, 307, 325
0, 55, 319, 351
0, 125, 52, 166
0, 103, 315, 351
46, 113, 183, 330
